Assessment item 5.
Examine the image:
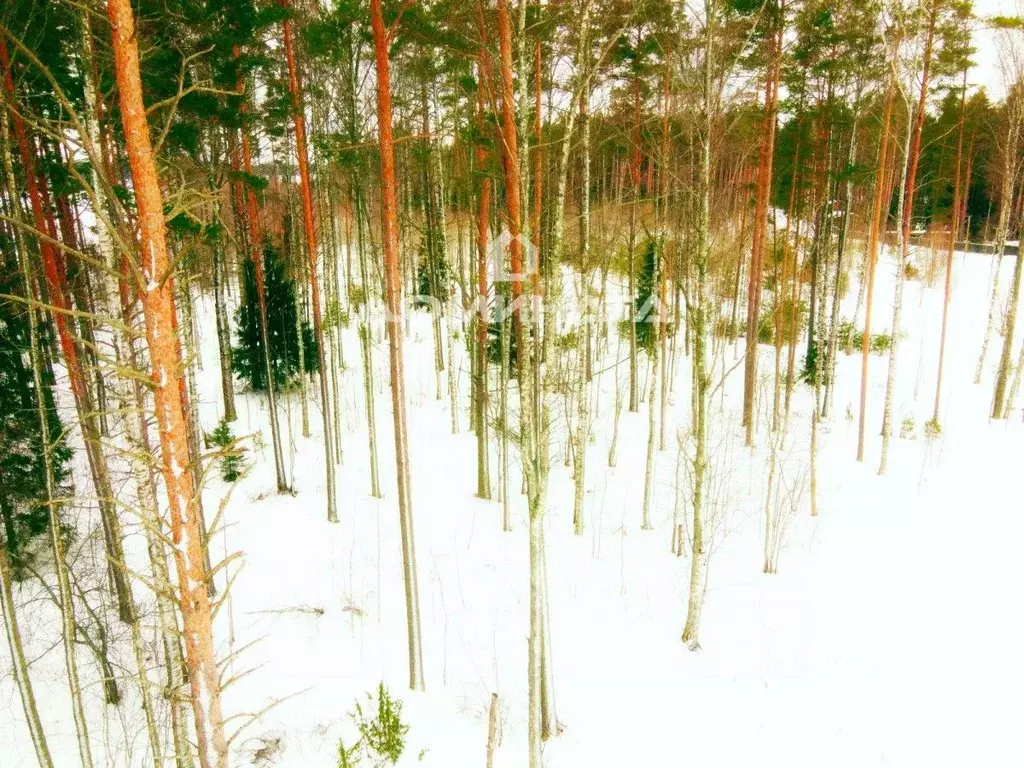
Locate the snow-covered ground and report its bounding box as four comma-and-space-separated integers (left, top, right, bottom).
2, 241, 1023, 767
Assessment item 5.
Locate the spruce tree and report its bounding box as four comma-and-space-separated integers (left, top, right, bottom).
634, 237, 661, 354
0, 255, 71, 572
233, 245, 318, 391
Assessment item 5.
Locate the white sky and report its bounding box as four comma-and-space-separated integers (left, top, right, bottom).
972, 0, 1021, 99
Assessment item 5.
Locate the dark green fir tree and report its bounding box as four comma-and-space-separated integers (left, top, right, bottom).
634, 237, 660, 354
0, 255, 72, 573
233, 245, 318, 391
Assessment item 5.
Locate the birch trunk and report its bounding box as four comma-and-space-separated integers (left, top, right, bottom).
822, 111, 859, 419
10, 183, 94, 767
574, 57, 592, 536
497, 0, 555, 759
992, 247, 1024, 418
682, 0, 715, 652
2, 119, 55, 768
858, 85, 894, 462
879, 100, 916, 476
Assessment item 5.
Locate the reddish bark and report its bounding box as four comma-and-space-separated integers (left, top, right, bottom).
106, 1, 227, 765
280, 0, 338, 521
234, 45, 288, 491
476, 43, 493, 500
370, 0, 425, 691
744, 14, 783, 443
497, 0, 524, 323
934, 73, 968, 424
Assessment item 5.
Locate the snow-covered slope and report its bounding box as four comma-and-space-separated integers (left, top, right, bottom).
2, 242, 1022, 767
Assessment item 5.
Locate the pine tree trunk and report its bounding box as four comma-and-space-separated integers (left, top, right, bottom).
858, 84, 894, 462
933, 73, 967, 426
370, 0, 425, 691
108, 2, 228, 764
235, 47, 289, 492
80, 23, 190, 756
475, 52, 492, 501
282, 2, 338, 520
497, 1, 555, 760
743, 17, 782, 446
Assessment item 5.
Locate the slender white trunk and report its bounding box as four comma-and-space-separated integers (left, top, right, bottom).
879, 102, 914, 476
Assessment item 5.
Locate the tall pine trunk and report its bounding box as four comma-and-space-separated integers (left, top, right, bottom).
235, 47, 289, 493
281, 1, 338, 520
370, 0, 425, 691
497, 0, 556, 760
475, 52, 492, 501
933, 73, 967, 426
743, 16, 782, 446
108, 1, 228, 764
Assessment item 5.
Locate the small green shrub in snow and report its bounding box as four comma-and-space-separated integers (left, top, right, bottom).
924, 418, 942, 440
900, 414, 916, 440
337, 683, 409, 767
870, 333, 893, 354
336, 737, 361, 768
207, 417, 246, 482
355, 683, 408, 764
325, 299, 351, 329
835, 321, 893, 354
555, 329, 579, 351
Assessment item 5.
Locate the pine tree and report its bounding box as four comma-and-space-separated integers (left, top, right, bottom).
233, 245, 319, 392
